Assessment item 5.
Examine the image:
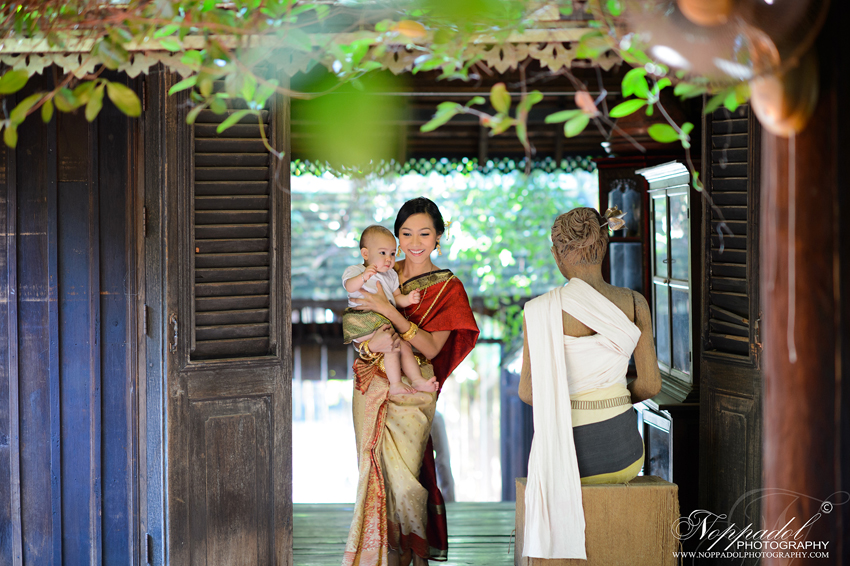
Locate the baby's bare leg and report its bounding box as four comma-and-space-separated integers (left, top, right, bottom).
399, 342, 438, 393
384, 351, 415, 395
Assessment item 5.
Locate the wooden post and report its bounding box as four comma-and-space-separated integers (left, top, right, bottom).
761, 3, 850, 564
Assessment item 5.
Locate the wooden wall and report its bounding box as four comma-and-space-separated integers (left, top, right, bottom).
0, 72, 139, 564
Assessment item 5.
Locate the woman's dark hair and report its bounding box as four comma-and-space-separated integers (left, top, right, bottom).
394, 197, 446, 236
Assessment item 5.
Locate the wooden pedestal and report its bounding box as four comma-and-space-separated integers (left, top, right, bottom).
515, 476, 680, 566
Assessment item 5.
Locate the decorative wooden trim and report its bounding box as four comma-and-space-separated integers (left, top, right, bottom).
274, 74, 293, 566
141, 64, 172, 566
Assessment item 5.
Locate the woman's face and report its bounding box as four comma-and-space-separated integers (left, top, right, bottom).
398, 213, 439, 267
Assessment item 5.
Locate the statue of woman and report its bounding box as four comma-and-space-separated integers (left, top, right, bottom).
344, 197, 479, 566
518, 207, 661, 559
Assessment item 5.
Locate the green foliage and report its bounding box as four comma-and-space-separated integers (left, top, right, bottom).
291, 160, 597, 347
0, 0, 754, 158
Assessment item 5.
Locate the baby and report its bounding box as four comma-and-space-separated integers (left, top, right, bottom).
342, 225, 438, 395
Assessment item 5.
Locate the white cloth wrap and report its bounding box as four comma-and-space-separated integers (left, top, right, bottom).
522, 279, 641, 559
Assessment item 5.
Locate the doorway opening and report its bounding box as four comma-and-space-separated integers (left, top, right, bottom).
290, 159, 598, 503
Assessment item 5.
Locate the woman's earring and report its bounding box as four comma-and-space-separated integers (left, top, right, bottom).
437, 243, 442, 256
397, 244, 402, 256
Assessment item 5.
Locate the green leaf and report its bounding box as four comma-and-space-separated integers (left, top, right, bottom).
199, 77, 214, 98
576, 31, 610, 60
681, 122, 695, 136
153, 24, 180, 38
516, 119, 528, 148
10, 93, 42, 125
106, 82, 141, 117
187, 103, 206, 125
654, 78, 672, 93
41, 98, 54, 123
73, 81, 96, 105
621, 67, 649, 99
516, 90, 543, 113
466, 96, 486, 107
54, 88, 80, 112
490, 116, 515, 136
85, 84, 105, 122
420, 106, 461, 132
158, 37, 182, 52
217, 109, 252, 133
490, 83, 511, 114
704, 92, 726, 114
606, 0, 623, 16
168, 75, 198, 95
4, 124, 17, 148
210, 97, 227, 114
240, 74, 257, 102
564, 114, 590, 137
674, 82, 707, 99
723, 90, 739, 112
608, 98, 646, 118
545, 109, 583, 123
181, 50, 204, 70
0, 69, 29, 95
254, 79, 278, 107
647, 123, 679, 143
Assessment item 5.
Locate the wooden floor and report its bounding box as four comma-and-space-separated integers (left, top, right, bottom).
294, 502, 517, 566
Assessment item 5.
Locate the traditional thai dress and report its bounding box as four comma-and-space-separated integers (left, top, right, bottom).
522, 278, 643, 560
343, 269, 479, 566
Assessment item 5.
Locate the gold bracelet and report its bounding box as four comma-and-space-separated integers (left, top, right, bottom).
400, 321, 418, 342
359, 340, 378, 361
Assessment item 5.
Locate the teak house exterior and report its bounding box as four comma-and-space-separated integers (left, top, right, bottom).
1, 5, 849, 564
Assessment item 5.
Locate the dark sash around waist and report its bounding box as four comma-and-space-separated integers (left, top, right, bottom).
572, 408, 643, 478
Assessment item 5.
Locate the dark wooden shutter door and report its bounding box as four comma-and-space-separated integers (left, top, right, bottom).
193, 106, 274, 359
146, 71, 291, 566
699, 104, 763, 554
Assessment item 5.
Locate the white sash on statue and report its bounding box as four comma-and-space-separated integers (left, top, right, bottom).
522, 278, 640, 559
523, 284, 586, 559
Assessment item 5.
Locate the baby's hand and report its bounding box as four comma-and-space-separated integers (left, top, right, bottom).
408, 289, 421, 304
362, 265, 379, 282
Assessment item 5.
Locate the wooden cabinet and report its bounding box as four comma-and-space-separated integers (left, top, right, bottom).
595, 157, 652, 297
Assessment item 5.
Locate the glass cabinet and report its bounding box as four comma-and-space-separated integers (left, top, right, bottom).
638, 162, 693, 382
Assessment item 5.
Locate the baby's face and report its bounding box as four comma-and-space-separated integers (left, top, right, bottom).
362, 233, 397, 272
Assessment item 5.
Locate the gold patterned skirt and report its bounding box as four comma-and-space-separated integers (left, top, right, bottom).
343, 360, 437, 566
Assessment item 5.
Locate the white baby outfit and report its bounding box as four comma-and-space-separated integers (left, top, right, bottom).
342, 264, 399, 307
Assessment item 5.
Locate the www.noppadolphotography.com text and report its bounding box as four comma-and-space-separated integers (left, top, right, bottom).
670, 488, 849, 564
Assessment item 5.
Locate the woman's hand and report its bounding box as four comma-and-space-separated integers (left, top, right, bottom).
367, 324, 400, 354
352, 281, 392, 316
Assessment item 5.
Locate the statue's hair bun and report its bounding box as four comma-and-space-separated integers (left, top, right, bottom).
551, 207, 609, 265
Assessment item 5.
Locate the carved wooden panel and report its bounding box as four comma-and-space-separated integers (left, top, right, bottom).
702, 387, 761, 561
189, 397, 272, 565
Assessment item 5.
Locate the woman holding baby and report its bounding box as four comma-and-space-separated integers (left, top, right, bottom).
342, 197, 479, 566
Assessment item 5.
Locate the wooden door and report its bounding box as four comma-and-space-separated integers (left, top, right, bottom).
143, 69, 292, 565
699, 104, 763, 550
0, 70, 141, 565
